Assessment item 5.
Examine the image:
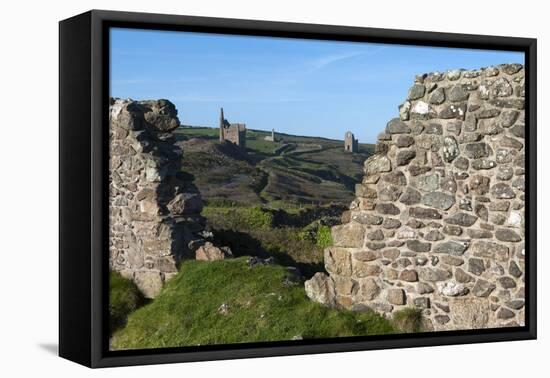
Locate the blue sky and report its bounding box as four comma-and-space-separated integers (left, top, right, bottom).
110, 28, 524, 143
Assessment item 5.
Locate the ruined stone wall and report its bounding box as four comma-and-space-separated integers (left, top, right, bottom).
305, 64, 526, 331
109, 98, 205, 298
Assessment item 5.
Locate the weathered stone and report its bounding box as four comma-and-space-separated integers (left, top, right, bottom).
424, 230, 444, 241
440, 255, 464, 266
464, 143, 490, 159
439, 103, 467, 119
354, 250, 379, 262
497, 307, 515, 320
467, 229, 493, 238
499, 136, 523, 150
455, 268, 473, 283
365, 241, 386, 250
354, 261, 382, 277
451, 298, 490, 328
375, 203, 401, 215
409, 207, 442, 220
500, 63, 523, 75
196, 242, 228, 261
418, 267, 452, 282
133, 271, 164, 299
383, 171, 407, 186
471, 241, 509, 259
325, 247, 352, 276
442, 136, 459, 162
474, 204, 489, 222
448, 84, 470, 102
399, 101, 411, 121
411, 101, 436, 119
498, 276, 517, 289
491, 183, 516, 199
408, 84, 426, 100
417, 282, 434, 294
472, 279, 496, 297
331, 223, 365, 247
399, 187, 421, 205
500, 110, 519, 127
382, 248, 400, 260
386, 118, 411, 134
407, 240, 432, 253
476, 108, 501, 119
364, 154, 392, 175
382, 218, 402, 229
495, 228, 521, 242
510, 123, 525, 138
429, 87, 446, 104
358, 278, 381, 301
396, 150, 416, 166
351, 213, 383, 225
367, 229, 385, 241
414, 174, 440, 192
421, 192, 455, 210
505, 299, 525, 310
445, 212, 478, 227
397, 269, 418, 282
437, 281, 467, 296
509, 261, 522, 278
408, 165, 431, 176
387, 288, 406, 305
487, 98, 525, 109
469, 175, 490, 195
396, 135, 415, 148
434, 315, 451, 324
468, 258, 486, 276
443, 225, 463, 236
433, 240, 469, 256
305, 273, 336, 306
413, 297, 430, 309
454, 156, 469, 170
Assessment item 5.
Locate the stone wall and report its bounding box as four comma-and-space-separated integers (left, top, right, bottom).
109, 98, 206, 298
305, 64, 526, 331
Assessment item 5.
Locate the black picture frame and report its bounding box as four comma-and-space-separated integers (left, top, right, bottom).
59, 9, 537, 368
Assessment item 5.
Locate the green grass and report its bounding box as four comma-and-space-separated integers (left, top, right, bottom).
316, 225, 333, 248
109, 272, 145, 332
202, 206, 274, 231
111, 258, 395, 349
391, 308, 424, 333
202, 205, 335, 275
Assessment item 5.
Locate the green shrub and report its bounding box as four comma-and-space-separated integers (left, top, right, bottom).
392, 307, 423, 333
315, 225, 333, 248
244, 207, 274, 229
109, 271, 145, 333
112, 257, 395, 350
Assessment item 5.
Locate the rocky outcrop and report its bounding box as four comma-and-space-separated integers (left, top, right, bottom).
109, 98, 211, 297
305, 64, 526, 331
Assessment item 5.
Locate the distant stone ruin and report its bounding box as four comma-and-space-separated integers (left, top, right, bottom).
109, 98, 228, 297
219, 108, 246, 148
264, 129, 277, 142
345, 131, 358, 153
305, 64, 526, 331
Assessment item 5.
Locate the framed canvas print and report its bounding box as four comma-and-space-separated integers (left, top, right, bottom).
59, 10, 537, 368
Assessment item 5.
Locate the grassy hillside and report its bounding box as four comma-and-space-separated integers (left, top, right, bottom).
109, 126, 387, 350
111, 257, 395, 349
174, 126, 374, 207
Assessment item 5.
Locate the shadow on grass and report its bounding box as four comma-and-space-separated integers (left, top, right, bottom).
211, 228, 324, 279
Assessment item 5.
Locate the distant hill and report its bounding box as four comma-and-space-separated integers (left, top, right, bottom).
174, 126, 374, 209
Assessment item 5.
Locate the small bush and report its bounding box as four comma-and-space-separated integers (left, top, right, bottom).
109, 271, 145, 333
392, 307, 423, 333
244, 207, 274, 230
315, 225, 333, 248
